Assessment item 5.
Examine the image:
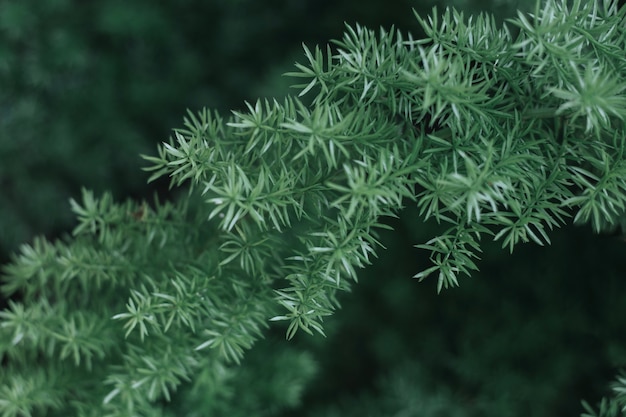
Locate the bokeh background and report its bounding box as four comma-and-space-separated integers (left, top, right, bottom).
2, 0, 626, 416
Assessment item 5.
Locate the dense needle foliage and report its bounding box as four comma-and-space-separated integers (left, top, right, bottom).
0, 0, 425, 261
1, 0, 626, 416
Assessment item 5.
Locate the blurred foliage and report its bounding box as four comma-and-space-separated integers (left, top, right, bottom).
172, 343, 318, 417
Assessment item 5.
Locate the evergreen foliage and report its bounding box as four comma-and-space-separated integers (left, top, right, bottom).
1, 0, 626, 415
1, 0, 425, 261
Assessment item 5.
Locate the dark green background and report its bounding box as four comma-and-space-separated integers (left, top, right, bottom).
2, 1, 625, 416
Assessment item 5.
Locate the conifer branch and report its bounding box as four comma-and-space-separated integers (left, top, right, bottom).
1, 1, 626, 415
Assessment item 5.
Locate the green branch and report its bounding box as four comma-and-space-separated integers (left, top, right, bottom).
1, 0, 626, 415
